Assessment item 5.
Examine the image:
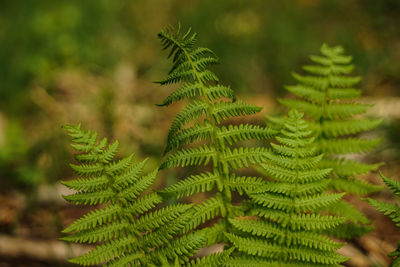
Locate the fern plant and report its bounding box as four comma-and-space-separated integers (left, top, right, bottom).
365, 173, 400, 267
274, 43, 382, 238
227, 110, 348, 266
60, 124, 232, 266
156, 25, 275, 254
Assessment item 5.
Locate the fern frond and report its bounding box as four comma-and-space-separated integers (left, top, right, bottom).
319, 158, 382, 177
251, 191, 344, 212
61, 124, 198, 266
165, 123, 213, 153
317, 138, 380, 154
229, 218, 342, 251
217, 124, 276, 146
381, 173, 400, 196
325, 199, 370, 224
117, 169, 158, 203
186, 248, 233, 267
160, 172, 219, 198
292, 72, 329, 90
61, 221, 129, 244
61, 175, 109, 192
68, 235, 137, 266
330, 176, 383, 195
262, 152, 324, 170
231, 110, 346, 266
62, 204, 122, 233
132, 203, 193, 232
167, 100, 208, 139
211, 101, 262, 124
127, 192, 163, 216
69, 163, 103, 177
113, 158, 148, 190
226, 233, 347, 265
160, 145, 217, 169
205, 85, 236, 102
182, 196, 225, 232
365, 172, 400, 264
250, 208, 345, 231
279, 43, 382, 238
157, 83, 202, 107
225, 175, 266, 195
157, 25, 275, 262
155, 231, 206, 262
221, 147, 269, 170
317, 119, 382, 137
255, 179, 329, 196
63, 188, 114, 205
226, 255, 341, 267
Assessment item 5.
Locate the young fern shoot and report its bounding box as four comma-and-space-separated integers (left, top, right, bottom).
228, 110, 348, 266
61, 124, 215, 266
156, 25, 275, 252
275, 44, 382, 238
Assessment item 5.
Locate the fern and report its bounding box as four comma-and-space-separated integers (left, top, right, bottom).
365, 172, 400, 267
61, 124, 214, 266
156, 25, 276, 256
228, 110, 347, 266
275, 43, 382, 238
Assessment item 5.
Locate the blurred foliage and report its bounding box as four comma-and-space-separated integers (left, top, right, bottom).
0, 0, 399, 192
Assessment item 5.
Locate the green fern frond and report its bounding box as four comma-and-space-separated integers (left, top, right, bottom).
186, 248, 233, 267
229, 218, 342, 251
159, 172, 219, 198
220, 147, 269, 170
226, 233, 347, 265
160, 145, 217, 169
217, 124, 276, 146
167, 100, 208, 140
231, 110, 346, 266
154, 230, 207, 263
250, 207, 345, 231
225, 175, 266, 195
317, 138, 381, 154
381, 173, 400, 196
278, 43, 382, 238
61, 124, 201, 266
211, 101, 262, 124
329, 176, 383, 195
165, 123, 213, 154
365, 173, 400, 265
182, 196, 225, 232
61, 175, 109, 192
156, 25, 275, 261
365, 173, 400, 226
127, 192, 163, 216
319, 158, 382, 177
315, 119, 382, 137
226, 255, 342, 267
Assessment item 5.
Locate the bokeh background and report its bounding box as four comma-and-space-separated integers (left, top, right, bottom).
1, 1, 400, 266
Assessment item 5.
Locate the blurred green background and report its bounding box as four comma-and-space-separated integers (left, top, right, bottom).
1, 0, 400, 266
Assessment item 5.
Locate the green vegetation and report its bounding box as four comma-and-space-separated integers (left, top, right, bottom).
228, 110, 347, 266
273, 44, 382, 238
59, 26, 390, 266
156, 25, 275, 256
61, 124, 216, 266
365, 173, 400, 267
